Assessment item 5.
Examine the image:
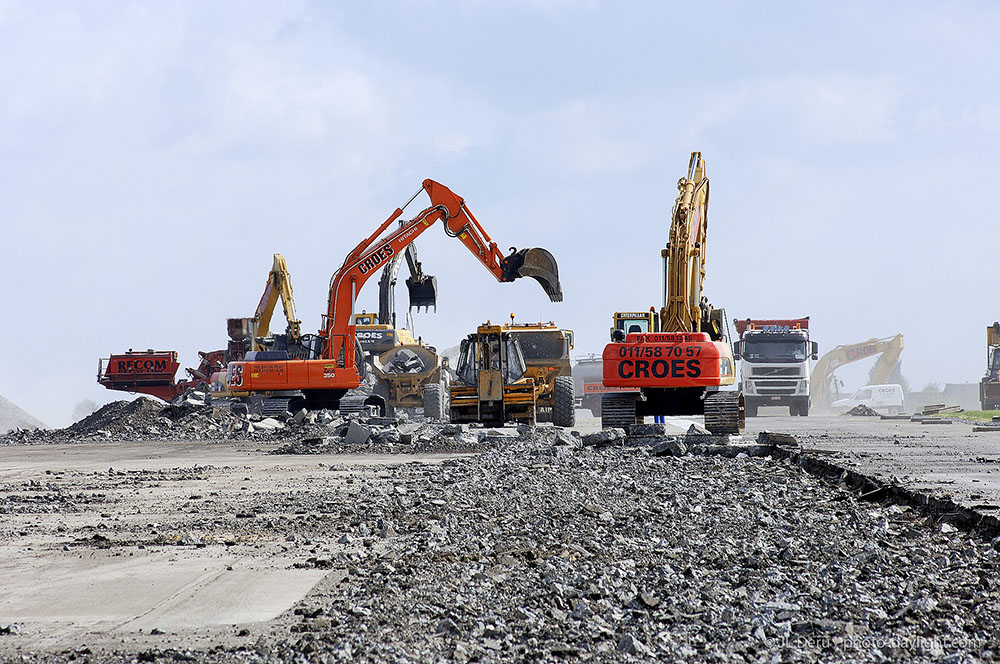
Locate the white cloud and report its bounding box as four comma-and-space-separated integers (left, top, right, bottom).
697, 73, 900, 145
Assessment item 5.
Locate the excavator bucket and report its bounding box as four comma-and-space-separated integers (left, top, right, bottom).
406, 274, 438, 312
504, 248, 563, 302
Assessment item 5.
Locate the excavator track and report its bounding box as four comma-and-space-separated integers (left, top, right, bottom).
337, 395, 370, 414
703, 392, 745, 436
600, 392, 640, 430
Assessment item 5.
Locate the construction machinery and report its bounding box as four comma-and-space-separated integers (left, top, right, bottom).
348, 241, 446, 416
354, 242, 437, 354
810, 334, 904, 410
97, 349, 222, 401
371, 344, 444, 417
501, 317, 575, 427
980, 323, 1000, 409
225, 179, 563, 412
611, 310, 658, 338
601, 152, 743, 434
97, 253, 304, 401
226, 253, 303, 361
445, 322, 541, 425
734, 318, 818, 417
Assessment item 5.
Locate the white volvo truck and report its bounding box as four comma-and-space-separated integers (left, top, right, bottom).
734, 318, 818, 417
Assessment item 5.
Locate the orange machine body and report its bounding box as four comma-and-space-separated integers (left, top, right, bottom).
602, 332, 735, 389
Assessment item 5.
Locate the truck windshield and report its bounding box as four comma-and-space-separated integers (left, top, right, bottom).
744, 339, 808, 363
511, 331, 566, 361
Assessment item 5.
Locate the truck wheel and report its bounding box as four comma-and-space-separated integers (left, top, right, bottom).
423, 383, 445, 420
553, 376, 575, 428
798, 398, 809, 417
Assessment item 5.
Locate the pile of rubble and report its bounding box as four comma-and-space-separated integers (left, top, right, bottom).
381, 348, 429, 374
271, 420, 529, 455
189, 430, 996, 663
0, 390, 396, 446
0, 393, 46, 434
847, 404, 880, 417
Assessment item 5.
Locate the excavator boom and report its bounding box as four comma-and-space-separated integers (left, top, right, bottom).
252, 253, 302, 344
378, 243, 438, 328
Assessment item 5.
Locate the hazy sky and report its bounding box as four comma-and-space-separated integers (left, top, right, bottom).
3, 1, 999, 426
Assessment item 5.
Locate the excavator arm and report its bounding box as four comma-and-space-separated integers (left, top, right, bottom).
225, 179, 563, 403
661, 152, 710, 335
810, 334, 904, 408
377, 243, 438, 329
324, 179, 562, 359
252, 254, 302, 347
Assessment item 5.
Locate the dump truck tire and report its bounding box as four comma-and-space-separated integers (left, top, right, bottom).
423, 383, 445, 420
553, 376, 575, 427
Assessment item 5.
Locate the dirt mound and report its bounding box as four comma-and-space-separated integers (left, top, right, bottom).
67, 398, 164, 436
0, 394, 46, 433
846, 403, 879, 416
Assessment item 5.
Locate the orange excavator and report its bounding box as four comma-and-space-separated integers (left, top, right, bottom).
225, 179, 563, 412
601, 152, 743, 434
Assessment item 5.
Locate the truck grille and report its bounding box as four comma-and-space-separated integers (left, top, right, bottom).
752, 380, 798, 388
758, 388, 797, 395
750, 367, 802, 377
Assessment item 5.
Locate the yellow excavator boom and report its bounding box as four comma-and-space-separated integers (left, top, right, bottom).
661, 152, 710, 334
252, 253, 302, 350
810, 334, 904, 408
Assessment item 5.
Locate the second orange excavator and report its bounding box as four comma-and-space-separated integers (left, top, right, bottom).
226, 179, 563, 411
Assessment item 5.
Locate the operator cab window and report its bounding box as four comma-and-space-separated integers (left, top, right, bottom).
618, 319, 649, 334
355, 315, 373, 326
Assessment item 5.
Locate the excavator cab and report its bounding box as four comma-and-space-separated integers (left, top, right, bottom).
610, 311, 658, 341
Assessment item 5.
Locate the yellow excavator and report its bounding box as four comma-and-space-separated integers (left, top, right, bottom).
601, 152, 742, 434
810, 334, 904, 410
226, 253, 306, 361
979, 323, 1000, 409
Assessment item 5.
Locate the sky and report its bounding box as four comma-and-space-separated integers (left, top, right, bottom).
2, 0, 999, 426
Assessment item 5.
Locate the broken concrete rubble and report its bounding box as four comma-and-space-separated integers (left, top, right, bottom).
581, 428, 626, 447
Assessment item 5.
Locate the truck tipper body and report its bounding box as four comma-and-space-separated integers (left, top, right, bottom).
733, 318, 818, 417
